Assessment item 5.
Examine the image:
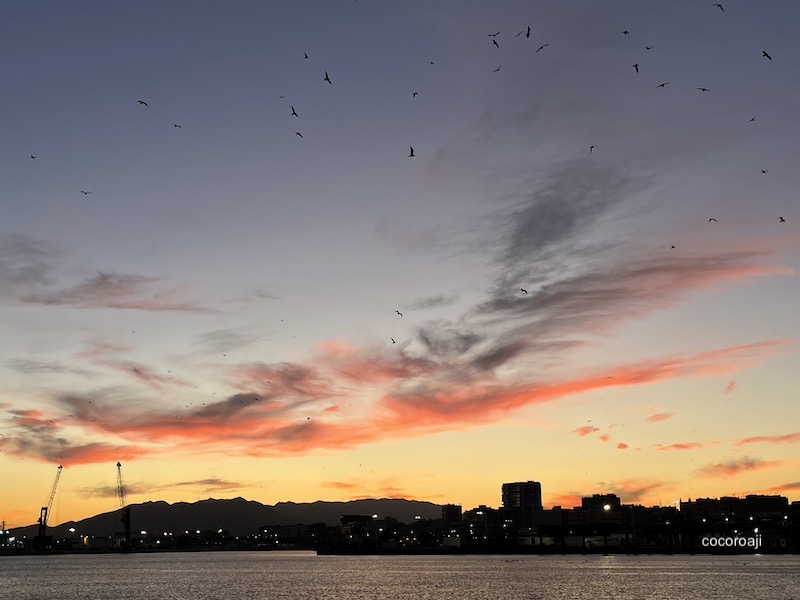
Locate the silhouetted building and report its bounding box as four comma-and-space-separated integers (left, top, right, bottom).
441, 504, 463, 525
502, 481, 543, 531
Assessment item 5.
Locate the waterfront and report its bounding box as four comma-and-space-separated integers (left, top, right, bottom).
1, 552, 799, 600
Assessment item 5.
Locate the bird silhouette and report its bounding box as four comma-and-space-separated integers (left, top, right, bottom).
412, 92, 418, 97
291, 106, 298, 117
633, 63, 639, 73
671, 245, 676, 249
493, 65, 502, 72
779, 217, 785, 223
520, 288, 528, 294
748, 116, 756, 122
657, 82, 669, 87
712, 3, 724, 12
590, 145, 596, 153
137, 100, 148, 107
391, 338, 396, 344
30, 155, 37, 159
173, 123, 181, 128
536, 43, 549, 53
708, 218, 717, 222
645, 45, 653, 50
761, 169, 768, 174
304, 53, 309, 59
395, 310, 403, 316
294, 131, 303, 138
762, 50, 772, 60
324, 71, 332, 84
492, 39, 499, 48
408, 146, 415, 157
623, 30, 630, 36
80, 190, 92, 195
697, 87, 710, 92
526, 26, 531, 38
488, 31, 500, 37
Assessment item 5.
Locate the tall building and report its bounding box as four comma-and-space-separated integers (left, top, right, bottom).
501, 481, 543, 531
441, 504, 463, 525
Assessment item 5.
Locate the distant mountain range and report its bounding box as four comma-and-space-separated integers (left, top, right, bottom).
12, 498, 443, 538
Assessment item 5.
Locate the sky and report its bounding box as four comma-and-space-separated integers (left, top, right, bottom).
1, 0, 799, 529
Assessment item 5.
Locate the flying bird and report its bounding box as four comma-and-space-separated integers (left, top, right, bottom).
657, 82, 669, 87
391, 338, 396, 344
520, 288, 528, 294
526, 26, 531, 38
80, 190, 92, 195
30, 154, 36, 159
712, 3, 724, 12
137, 100, 148, 107
487, 31, 500, 37
291, 106, 298, 117
762, 50, 772, 60
294, 131, 303, 138
304, 53, 309, 59
493, 65, 502, 72
779, 217, 785, 223
492, 39, 499, 48
589, 145, 596, 153
697, 87, 710, 92
408, 146, 415, 157
671, 245, 676, 249
536, 43, 549, 53
633, 63, 639, 73
324, 71, 332, 84
622, 30, 630, 36
173, 123, 181, 128
748, 116, 756, 122
645, 46, 653, 50
761, 169, 768, 173
708, 218, 717, 222
412, 92, 418, 97
395, 310, 403, 316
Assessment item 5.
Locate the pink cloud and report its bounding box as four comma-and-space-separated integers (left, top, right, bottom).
734, 432, 800, 446
646, 412, 675, 423
696, 456, 782, 477
573, 425, 600, 436
723, 380, 736, 393
616, 443, 628, 450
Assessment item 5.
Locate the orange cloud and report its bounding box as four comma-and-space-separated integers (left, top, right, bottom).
646, 412, 675, 423
616, 443, 628, 450
573, 425, 599, 436
734, 432, 800, 446
1, 338, 790, 464
599, 434, 610, 442
655, 442, 706, 451
696, 456, 782, 477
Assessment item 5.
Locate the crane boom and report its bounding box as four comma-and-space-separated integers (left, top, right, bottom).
116, 462, 131, 549
36, 465, 63, 542
116, 462, 126, 509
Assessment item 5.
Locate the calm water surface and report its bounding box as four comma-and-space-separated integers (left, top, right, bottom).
1, 552, 798, 600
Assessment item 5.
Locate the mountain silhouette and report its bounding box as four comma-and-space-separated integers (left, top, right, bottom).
13, 498, 442, 538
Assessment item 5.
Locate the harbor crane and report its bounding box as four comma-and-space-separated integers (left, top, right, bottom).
34, 465, 63, 550
117, 462, 131, 549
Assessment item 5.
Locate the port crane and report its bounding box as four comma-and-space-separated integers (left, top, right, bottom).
34, 464, 63, 549
117, 462, 131, 549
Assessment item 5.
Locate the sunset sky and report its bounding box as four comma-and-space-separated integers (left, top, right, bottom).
2, 0, 799, 529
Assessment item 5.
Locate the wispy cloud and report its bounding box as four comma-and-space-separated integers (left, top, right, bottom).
723, 380, 736, 393
646, 412, 675, 423
655, 442, 707, 451
696, 456, 782, 477
403, 294, 457, 311
573, 425, 600, 436
21, 272, 207, 312
734, 432, 800, 446
76, 477, 246, 499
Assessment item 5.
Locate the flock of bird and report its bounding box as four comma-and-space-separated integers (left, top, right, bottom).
21, 2, 792, 381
